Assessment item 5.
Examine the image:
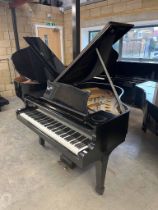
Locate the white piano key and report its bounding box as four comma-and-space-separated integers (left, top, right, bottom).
20, 112, 89, 155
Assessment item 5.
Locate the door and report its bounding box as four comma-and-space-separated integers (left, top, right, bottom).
37, 27, 62, 61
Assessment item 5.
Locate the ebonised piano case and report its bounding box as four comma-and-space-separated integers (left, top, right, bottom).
13, 22, 133, 195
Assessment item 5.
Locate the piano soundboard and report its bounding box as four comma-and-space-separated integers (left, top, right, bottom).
83, 87, 120, 115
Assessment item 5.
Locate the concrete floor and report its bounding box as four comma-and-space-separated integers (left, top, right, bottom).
0, 97, 158, 210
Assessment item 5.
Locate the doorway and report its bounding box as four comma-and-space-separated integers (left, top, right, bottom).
35, 25, 64, 63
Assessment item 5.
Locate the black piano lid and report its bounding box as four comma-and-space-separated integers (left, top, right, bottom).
23, 37, 65, 81
12, 47, 47, 83
56, 22, 134, 85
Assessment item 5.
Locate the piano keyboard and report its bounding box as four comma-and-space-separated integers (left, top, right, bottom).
20, 109, 90, 155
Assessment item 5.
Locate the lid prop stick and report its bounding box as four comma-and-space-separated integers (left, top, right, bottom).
96, 48, 125, 114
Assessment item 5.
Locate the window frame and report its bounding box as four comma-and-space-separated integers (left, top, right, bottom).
88, 30, 100, 43
118, 24, 158, 63
82, 23, 158, 64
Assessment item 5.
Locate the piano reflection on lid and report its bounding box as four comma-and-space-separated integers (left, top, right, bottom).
12, 22, 133, 195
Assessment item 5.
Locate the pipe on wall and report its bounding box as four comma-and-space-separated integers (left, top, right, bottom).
10, 7, 20, 51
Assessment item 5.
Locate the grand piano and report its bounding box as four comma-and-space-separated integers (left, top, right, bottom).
12, 22, 133, 195
12, 36, 65, 100
135, 81, 158, 135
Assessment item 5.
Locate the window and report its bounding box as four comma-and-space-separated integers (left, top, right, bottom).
84, 24, 158, 63
89, 30, 100, 42
44, 34, 48, 46
88, 30, 120, 53
113, 41, 120, 53
120, 25, 158, 62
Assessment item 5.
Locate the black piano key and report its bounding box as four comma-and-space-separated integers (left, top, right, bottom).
36, 117, 48, 123
47, 120, 56, 124
36, 114, 46, 119
82, 139, 90, 145
70, 139, 81, 145
43, 119, 54, 126
56, 130, 66, 135
71, 133, 81, 138
39, 118, 50, 124
37, 117, 48, 122
56, 125, 66, 131
40, 118, 50, 126
64, 130, 76, 137
33, 111, 44, 115
26, 111, 40, 117
36, 112, 46, 116
46, 123, 58, 129
45, 121, 57, 128
47, 121, 58, 127
65, 135, 75, 142
51, 123, 62, 131
62, 127, 71, 132
53, 123, 63, 129
60, 133, 68, 138
76, 136, 86, 142
50, 122, 61, 128
55, 129, 63, 136
60, 129, 72, 137
26, 113, 38, 118
34, 115, 46, 120
53, 124, 63, 132
32, 114, 45, 120
55, 126, 66, 134
37, 115, 46, 119
29, 112, 45, 118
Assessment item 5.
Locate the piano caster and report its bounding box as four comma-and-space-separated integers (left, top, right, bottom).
39, 138, 45, 146
95, 155, 109, 195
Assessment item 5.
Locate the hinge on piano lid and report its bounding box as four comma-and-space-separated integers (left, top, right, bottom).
95, 48, 125, 114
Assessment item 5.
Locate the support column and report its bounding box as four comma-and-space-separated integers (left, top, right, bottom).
72, 0, 80, 59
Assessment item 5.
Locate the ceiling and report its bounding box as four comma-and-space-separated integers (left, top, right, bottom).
0, 0, 11, 3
